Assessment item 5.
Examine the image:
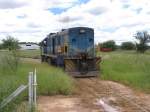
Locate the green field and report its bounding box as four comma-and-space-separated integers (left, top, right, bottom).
0, 49, 40, 59
19, 50, 40, 59
99, 50, 150, 92
0, 50, 73, 112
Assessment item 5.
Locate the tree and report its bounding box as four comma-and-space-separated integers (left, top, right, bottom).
2, 36, 19, 51
121, 42, 135, 50
100, 40, 116, 51
0, 43, 3, 49
134, 31, 150, 53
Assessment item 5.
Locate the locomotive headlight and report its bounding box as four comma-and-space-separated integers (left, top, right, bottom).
80, 29, 85, 33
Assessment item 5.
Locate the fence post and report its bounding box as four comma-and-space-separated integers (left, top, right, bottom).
28, 72, 34, 111
34, 68, 37, 106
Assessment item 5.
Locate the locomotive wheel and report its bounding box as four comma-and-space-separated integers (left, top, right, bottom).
41, 56, 45, 62
47, 58, 51, 65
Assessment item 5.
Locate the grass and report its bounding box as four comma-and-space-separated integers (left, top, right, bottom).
19, 50, 40, 59
0, 49, 40, 59
22, 61, 74, 95
0, 51, 73, 112
1, 49, 150, 111
99, 50, 150, 92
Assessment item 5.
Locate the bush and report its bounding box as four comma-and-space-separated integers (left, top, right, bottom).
100, 40, 116, 51
1, 50, 20, 74
121, 42, 135, 50
2, 36, 19, 51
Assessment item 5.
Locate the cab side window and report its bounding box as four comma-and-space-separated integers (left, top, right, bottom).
64, 46, 68, 53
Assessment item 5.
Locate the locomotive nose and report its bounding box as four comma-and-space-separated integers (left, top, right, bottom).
78, 52, 88, 74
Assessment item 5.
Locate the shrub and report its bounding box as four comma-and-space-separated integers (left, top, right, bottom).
100, 40, 116, 51
2, 36, 19, 51
1, 50, 20, 74
121, 42, 135, 50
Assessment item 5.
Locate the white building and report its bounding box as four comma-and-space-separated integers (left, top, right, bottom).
19, 43, 40, 50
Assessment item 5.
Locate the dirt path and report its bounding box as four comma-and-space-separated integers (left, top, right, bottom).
75, 78, 150, 112
37, 78, 150, 112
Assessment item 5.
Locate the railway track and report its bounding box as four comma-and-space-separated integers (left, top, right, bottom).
74, 77, 150, 112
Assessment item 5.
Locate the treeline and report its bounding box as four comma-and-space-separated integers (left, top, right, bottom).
19, 42, 39, 45
98, 31, 150, 53
98, 40, 136, 50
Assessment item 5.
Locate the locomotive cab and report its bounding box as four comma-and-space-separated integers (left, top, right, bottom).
64, 27, 101, 77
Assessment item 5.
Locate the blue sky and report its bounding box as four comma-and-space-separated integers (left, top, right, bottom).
0, 0, 150, 44
49, 8, 67, 14
49, 0, 90, 14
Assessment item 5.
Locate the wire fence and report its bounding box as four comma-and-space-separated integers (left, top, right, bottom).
0, 68, 37, 112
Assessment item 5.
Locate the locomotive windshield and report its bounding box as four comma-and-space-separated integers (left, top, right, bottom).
69, 27, 94, 57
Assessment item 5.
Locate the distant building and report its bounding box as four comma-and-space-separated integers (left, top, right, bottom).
19, 43, 40, 50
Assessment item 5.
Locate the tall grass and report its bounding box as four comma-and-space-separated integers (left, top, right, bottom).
21, 62, 74, 95
19, 50, 40, 59
0, 51, 73, 112
100, 51, 150, 92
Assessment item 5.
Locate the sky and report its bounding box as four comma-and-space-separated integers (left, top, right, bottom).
0, 0, 150, 44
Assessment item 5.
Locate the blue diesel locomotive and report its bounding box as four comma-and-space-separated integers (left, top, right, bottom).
40, 27, 101, 77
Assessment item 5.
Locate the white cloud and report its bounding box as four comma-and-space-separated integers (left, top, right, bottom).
0, 0, 150, 44
0, 0, 28, 9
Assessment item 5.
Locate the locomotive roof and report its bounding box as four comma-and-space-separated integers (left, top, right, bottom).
69, 27, 93, 30
41, 27, 93, 42
50, 27, 93, 36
